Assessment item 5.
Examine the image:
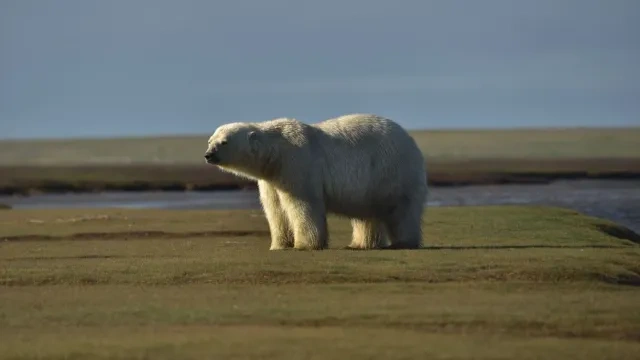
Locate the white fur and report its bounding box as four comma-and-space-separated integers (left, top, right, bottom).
205, 113, 428, 250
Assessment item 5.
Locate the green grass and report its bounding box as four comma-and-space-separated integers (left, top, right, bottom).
1, 206, 640, 359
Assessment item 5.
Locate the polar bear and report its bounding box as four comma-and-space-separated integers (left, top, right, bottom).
204, 113, 428, 250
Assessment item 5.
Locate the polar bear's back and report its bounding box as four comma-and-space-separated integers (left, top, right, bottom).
311, 114, 427, 218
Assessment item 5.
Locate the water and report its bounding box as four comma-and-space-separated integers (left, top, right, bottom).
1, 180, 638, 233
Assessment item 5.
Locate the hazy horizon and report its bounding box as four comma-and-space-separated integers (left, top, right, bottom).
2, 0, 639, 140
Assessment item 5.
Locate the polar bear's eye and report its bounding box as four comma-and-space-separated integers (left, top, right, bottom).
220, 140, 228, 145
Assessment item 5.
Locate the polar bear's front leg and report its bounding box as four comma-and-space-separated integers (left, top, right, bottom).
258, 181, 294, 250
279, 192, 328, 250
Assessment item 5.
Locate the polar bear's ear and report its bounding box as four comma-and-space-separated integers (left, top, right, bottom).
248, 131, 260, 154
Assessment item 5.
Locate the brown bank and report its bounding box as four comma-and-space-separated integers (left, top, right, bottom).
1, 158, 639, 195
1, 127, 639, 195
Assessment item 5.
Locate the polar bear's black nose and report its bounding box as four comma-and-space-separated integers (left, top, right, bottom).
204, 150, 219, 164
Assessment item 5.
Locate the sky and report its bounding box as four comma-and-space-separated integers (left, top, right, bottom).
1, 0, 639, 139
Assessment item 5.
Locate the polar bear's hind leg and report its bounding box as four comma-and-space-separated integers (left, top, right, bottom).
347, 218, 388, 249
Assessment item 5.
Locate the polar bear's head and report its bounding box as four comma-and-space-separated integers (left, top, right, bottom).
204, 122, 275, 180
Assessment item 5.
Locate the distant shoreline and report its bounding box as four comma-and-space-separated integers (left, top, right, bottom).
1, 158, 639, 196
2, 127, 639, 196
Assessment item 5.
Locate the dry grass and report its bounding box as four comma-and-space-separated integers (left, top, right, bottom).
1, 206, 639, 359
1, 128, 639, 165
411, 127, 640, 160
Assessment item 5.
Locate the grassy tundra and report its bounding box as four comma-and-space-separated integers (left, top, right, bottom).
0, 127, 639, 194
1, 206, 640, 359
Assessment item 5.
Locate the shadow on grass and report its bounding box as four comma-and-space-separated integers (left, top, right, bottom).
423, 244, 635, 250
338, 244, 634, 251
1, 254, 180, 262
2, 230, 271, 242
342, 244, 637, 251
596, 224, 640, 245
4, 232, 638, 251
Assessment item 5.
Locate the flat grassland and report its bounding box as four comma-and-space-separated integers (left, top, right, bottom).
1, 127, 639, 194
1, 206, 640, 359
